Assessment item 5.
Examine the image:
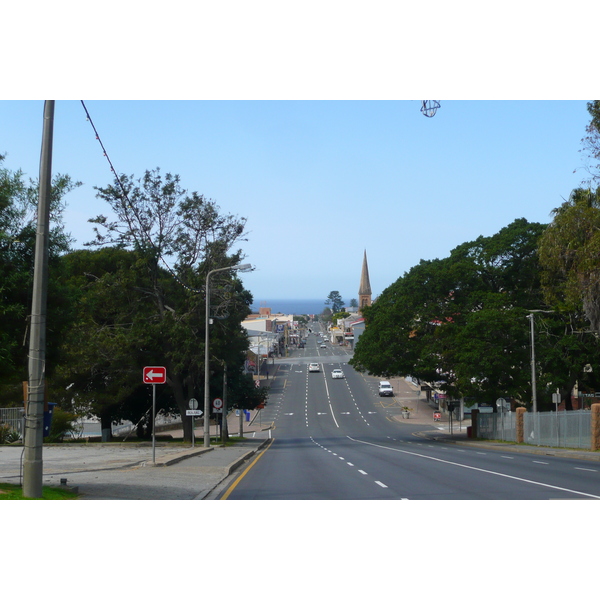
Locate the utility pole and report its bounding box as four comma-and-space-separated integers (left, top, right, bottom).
23, 101, 54, 498
528, 313, 537, 413
204, 263, 252, 447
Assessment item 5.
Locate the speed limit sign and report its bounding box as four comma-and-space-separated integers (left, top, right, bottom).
212, 397, 223, 413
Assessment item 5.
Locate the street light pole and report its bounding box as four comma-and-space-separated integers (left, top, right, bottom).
526, 309, 554, 414
204, 263, 252, 447
528, 313, 537, 413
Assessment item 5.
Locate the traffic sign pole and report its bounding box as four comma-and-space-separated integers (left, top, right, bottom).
142, 366, 166, 462
189, 398, 198, 448
152, 384, 156, 463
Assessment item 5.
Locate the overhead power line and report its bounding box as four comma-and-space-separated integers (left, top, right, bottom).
80, 100, 205, 293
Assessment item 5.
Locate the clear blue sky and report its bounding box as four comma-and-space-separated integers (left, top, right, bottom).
0, 100, 592, 303
2, 4, 596, 305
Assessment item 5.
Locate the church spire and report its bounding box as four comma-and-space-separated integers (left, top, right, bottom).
358, 250, 372, 309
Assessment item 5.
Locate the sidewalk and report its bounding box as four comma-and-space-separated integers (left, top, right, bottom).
0, 410, 273, 500
384, 376, 600, 463
383, 375, 459, 428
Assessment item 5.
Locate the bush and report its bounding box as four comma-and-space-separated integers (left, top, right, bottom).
0, 423, 21, 444
46, 408, 78, 443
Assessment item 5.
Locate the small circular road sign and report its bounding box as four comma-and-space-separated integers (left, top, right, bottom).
212, 397, 223, 409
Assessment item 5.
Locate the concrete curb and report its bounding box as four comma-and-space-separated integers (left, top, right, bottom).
221, 438, 271, 476
194, 438, 271, 500
147, 438, 269, 472
145, 446, 214, 467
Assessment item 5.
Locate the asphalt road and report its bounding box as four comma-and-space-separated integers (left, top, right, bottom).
4, 323, 599, 501
220, 325, 600, 500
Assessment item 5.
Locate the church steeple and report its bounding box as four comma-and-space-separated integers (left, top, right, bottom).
358, 250, 372, 309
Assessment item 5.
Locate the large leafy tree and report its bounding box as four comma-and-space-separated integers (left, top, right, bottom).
52, 247, 174, 434
351, 219, 553, 407
536, 185, 600, 408
538, 187, 600, 334
0, 154, 79, 405
532, 311, 600, 410
81, 168, 255, 441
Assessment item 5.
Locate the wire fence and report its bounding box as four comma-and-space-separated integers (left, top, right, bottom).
0, 408, 182, 440
0, 407, 25, 437
523, 411, 591, 449
477, 412, 517, 442
477, 409, 592, 449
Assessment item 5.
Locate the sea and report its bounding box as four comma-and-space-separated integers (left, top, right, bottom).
250, 299, 328, 316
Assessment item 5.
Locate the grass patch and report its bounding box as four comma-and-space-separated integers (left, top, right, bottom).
0, 482, 79, 500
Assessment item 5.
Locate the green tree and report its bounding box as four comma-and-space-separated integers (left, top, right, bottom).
538, 187, 600, 334
84, 168, 255, 442
332, 310, 350, 321
52, 247, 172, 434
0, 154, 79, 405
532, 311, 600, 410
326, 291, 344, 313
351, 219, 551, 407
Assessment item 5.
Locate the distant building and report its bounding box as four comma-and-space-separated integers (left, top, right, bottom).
241, 306, 305, 365
358, 250, 372, 309
350, 318, 365, 348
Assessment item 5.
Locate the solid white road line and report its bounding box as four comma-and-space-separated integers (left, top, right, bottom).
346, 436, 600, 500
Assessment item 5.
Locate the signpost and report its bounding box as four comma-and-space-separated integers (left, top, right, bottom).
186, 398, 202, 447
212, 398, 223, 441
143, 366, 166, 463
143, 366, 167, 384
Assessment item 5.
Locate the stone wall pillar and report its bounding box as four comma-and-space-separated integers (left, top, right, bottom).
516, 407, 526, 444
591, 404, 600, 451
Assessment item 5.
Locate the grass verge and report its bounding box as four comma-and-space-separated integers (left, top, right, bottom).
0, 482, 79, 500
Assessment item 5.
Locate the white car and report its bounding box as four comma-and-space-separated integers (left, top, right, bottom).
331, 369, 344, 379
309, 363, 320, 373
378, 381, 394, 396
320, 343, 327, 348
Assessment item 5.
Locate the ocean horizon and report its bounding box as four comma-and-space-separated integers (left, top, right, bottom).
250, 299, 330, 316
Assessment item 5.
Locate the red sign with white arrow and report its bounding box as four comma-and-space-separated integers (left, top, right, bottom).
143, 366, 166, 384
